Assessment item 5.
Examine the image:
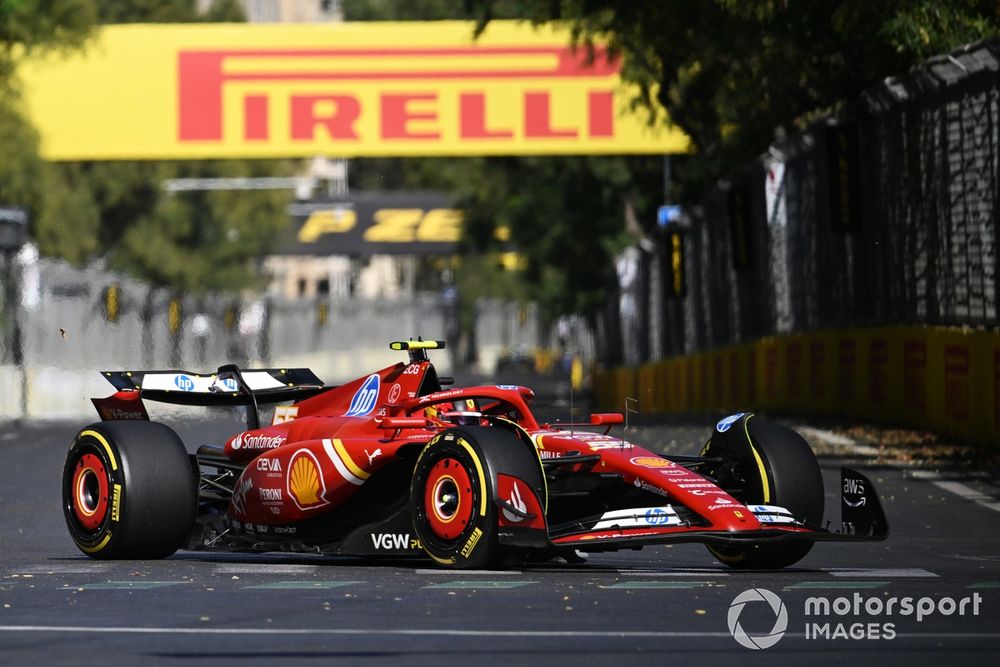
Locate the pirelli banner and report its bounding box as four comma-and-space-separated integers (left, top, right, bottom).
285, 192, 460, 255
18, 22, 689, 160
594, 326, 1000, 447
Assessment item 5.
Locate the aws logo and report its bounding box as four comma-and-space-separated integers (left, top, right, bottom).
287, 449, 329, 511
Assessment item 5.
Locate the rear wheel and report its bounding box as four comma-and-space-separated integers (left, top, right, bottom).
62, 421, 197, 559
702, 415, 823, 569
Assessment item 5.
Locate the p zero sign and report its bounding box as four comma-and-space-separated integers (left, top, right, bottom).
19, 22, 689, 160
285, 192, 462, 255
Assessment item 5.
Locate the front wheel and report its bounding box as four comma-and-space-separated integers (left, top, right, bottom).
62, 421, 197, 559
702, 414, 824, 569
411, 426, 544, 569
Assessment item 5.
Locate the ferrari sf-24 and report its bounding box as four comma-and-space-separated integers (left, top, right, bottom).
63, 340, 887, 569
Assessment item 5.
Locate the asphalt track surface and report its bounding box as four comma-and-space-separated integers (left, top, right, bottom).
2, 400, 1000, 665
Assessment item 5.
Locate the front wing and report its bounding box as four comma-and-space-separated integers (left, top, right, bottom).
538, 467, 888, 551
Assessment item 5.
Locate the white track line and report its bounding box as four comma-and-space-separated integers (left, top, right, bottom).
213, 564, 317, 575
617, 569, 728, 577
0, 625, 728, 638
908, 471, 1000, 513
795, 426, 871, 450
13, 564, 112, 575
415, 569, 523, 575
0, 625, 998, 641
932, 481, 1000, 513
823, 568, 937, 578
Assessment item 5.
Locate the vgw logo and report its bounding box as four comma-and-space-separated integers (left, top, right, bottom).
728, 588, 788, 650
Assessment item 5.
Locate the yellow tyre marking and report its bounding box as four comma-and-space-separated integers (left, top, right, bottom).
744, 416, 770, 504
332, 438, 370, 481
708, 545, 746, 563
81, 430, 118, 471
426, 552, 456, 566
80, 533, 111, 554
457, 438, 488, 517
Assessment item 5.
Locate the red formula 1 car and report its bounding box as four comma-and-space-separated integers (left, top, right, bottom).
62, 340, 888, 569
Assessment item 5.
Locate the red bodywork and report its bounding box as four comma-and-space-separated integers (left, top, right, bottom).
92, 350, 883, 557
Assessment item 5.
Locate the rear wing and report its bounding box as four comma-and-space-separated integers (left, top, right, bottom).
99, 364, 328, 430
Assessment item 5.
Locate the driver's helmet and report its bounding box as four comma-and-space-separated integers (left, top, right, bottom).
440, 411, 482, 426
424, 399, 482, 426
424, 402, 452, 419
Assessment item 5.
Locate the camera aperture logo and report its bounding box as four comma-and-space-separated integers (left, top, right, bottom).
728, 588, 788, 649
728, 587, 985, 648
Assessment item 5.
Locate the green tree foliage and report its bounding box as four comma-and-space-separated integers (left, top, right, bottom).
95, 0, 242, 23
0, 0, 94, 81
453, 156, 662, 318
3, 0, 281, 293
465, 0, 1000, 195
0, 96, 46, 210
38, 160, 295, 292
0, 0, 95, 256
27, 0, 295, 293
343, 0, 467, 21
342, 0, 523, 21
343, 2, 658, 319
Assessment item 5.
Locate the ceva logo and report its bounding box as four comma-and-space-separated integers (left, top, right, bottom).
345, 374, 380, 417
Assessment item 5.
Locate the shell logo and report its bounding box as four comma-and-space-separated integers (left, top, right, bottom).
287, 449, 328, 510
630, 456, 674, 469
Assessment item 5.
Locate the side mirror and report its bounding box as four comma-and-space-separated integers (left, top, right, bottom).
377, 417, 428, 430
589, 413, 624, 426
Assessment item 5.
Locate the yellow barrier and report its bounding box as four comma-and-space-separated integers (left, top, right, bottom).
593, 326, 1000, 446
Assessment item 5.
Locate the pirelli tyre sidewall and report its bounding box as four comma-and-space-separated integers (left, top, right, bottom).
62, 421, 197, 559
411, 428, 501, 569
702, 414, 824, 569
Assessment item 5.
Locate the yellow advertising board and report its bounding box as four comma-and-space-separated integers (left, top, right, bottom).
593, 326, 1000, 447
17, 22, 689, 160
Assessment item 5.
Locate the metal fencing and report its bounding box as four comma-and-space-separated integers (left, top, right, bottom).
606, 38, 1000, 364
0, 255, 457, 418
0, 253, 590, 418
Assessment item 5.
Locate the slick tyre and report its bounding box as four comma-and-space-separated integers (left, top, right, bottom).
411, 426, 541, 569
702, 415, 824, 569
62, 421, 197, 559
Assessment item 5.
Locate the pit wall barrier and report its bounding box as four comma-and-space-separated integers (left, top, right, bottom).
592, 326, 1000, 446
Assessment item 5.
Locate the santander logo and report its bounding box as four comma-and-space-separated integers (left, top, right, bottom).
231, 432, 285, 451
